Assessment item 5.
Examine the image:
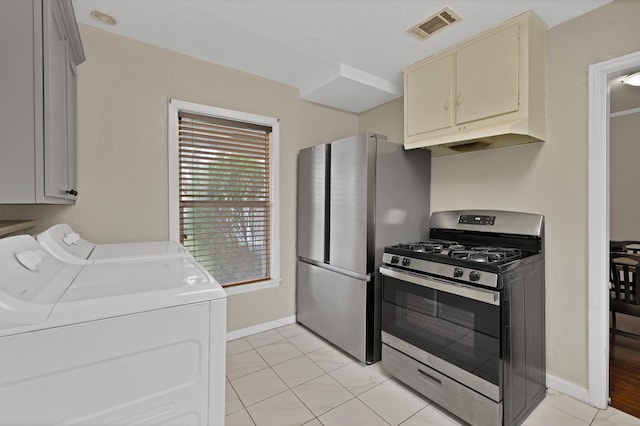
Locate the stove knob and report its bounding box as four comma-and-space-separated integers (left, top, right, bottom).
391, 256, 399, 264
453, 267, 463, 278
469, 271, 481, 282
402, 258, 411, 267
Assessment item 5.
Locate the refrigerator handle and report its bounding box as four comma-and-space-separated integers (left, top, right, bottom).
299, 258, 371, 282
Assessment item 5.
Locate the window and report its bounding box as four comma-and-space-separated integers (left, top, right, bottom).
169, 100, 280, 291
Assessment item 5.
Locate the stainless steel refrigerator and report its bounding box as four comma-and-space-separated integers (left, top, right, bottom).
296, 133, 430, 363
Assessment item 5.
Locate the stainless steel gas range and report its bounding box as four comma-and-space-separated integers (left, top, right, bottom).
380, 210, 545, 426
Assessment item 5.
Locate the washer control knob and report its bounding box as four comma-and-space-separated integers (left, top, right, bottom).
453, 267, 463, 278
401, 258, 411, 267
391, 256, 399, 264
469, 271, 481, 282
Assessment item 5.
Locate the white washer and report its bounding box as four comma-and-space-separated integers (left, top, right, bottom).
37, 223, 192, 264
0, 235, 227, 426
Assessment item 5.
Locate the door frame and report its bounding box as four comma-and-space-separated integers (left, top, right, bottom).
588, 50, 640, 408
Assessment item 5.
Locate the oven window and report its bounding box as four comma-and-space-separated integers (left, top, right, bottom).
382, 276, 501, 386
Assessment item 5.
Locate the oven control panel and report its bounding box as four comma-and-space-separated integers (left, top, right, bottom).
458, 215, 495, 226
381, 253, 499, 288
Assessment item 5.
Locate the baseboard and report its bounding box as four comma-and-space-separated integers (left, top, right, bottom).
546, 373, 589, 403
226, 315, 297, 341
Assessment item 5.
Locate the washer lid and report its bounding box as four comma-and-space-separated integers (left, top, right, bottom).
89, 240, 192, 262
0, 236, 81, 327
36, 223, 95, 264
38, 223, 192, 263
49, 257, 226, 325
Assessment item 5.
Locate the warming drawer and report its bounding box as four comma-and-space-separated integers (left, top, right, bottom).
381, 344, 502, 426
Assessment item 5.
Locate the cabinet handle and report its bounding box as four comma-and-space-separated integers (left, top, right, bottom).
444, 99, 450, 111
66, 189, 78, 196
456, 93, 463, 107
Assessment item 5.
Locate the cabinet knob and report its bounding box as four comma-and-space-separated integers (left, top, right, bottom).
444, 99, 450, 111
66, 189, 78, 196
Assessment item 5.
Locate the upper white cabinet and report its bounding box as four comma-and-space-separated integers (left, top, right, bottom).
0, 0, 84, 203
404, 11, 546, 156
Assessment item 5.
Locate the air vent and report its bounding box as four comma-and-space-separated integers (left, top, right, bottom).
408, 7, 461, 40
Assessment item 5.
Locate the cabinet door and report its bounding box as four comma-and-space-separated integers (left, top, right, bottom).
456, 24, 519, 125
66, 56, 78, 196
43, 0, 74, 201
0, 0, 39, 202
405, 54, 454, 137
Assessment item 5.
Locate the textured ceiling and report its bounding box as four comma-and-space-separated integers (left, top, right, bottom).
73, 0, 612, 113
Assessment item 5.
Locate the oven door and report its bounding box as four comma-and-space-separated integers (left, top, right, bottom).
380, 266, 502, 401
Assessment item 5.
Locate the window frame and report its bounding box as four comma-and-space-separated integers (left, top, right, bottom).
168, 99, 280, 295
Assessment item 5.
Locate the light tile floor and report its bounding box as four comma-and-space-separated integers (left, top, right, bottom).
226, 323, 640, 426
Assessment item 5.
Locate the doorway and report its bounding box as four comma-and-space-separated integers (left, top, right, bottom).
588, 50, 640, 411
608, 70, 640, 417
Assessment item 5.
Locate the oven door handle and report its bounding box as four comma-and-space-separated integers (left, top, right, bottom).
379, 266, 500, 306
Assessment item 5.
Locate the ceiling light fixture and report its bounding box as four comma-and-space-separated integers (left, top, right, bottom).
621, 72, 640, 86
90, 10, 117, 26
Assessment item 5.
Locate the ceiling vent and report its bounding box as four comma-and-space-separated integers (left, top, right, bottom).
408, 7, 461, 40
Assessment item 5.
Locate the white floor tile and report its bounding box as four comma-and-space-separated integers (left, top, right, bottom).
543, 389, 598, 423
292, 374, 354, 416
368, 361, 393, 380
592, 406, 640, 425
227, 349, 269, 380
226, 378, 244, 415
359, 380, 427, 425
227, 338, 253, 357
306, 345, 353, 373
277, 323, 309, 339
225, 326, 640, 426
246, 390, 315, 426
319, 397, 388, 426
256, 341, 304, 366
399, 405, 460, 426
272, 355, 325, 388
231, 367, 289, 407
523, 402, 590, 426
246, 329, 286, 348
329, 362, 387, 396
226, 408, 256, 426
287, 331, 329, 354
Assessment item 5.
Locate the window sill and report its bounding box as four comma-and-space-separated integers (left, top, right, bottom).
223, 278, 282, 296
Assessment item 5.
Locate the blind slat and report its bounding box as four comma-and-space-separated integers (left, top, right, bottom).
178, 112, 272, 287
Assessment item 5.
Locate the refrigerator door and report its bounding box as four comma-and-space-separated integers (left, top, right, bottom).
297, 260, 369, 362
329, 134, 376, 275
297, 144, 328, 263
374, 141, 431, 268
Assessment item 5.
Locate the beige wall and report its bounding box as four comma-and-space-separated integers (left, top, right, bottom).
2, 25, 359, 332
610, 111, 640, 240
359, 0, 640, 390
358, 98, 404, 143
610, 79, 640, 240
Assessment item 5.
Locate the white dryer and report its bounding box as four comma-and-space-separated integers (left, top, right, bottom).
37, 223, 192, 264
0, 235, 227, 426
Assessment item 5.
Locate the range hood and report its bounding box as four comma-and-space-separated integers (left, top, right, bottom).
404, 116, 545, 157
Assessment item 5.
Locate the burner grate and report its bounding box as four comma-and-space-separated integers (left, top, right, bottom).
449, 247, 522, 264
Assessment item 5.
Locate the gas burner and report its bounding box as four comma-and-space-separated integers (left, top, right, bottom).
396, 240, 456, 254
448, 247, 522, 264
409, 239, 462, 253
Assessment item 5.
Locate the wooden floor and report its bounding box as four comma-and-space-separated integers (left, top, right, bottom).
609, 313, 640, 418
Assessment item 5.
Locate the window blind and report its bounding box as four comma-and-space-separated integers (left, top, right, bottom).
178, 112, 272, 287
